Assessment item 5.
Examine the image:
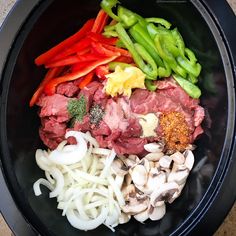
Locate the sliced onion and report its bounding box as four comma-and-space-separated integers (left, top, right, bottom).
48, 131, 87, 165
49, 167, 64, 198
66, 207, 109, 231
33, 178, 54, 196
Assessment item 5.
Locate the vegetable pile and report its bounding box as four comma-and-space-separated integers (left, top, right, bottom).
30, 0, 202, 107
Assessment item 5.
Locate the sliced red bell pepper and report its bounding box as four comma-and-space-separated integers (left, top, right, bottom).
115, 55, 134, 64
45, 54, 102, 68
78, 71, 95, 89
29, 67, 63, 107
49, 37, 92, 61
87, 32, 118, 45
44, 55, 119, 95
102, 44, 132, 57
95, 64, 109, 79
91, 9, 109, 34
35, 18, 95, 66
91, 42, 120, 57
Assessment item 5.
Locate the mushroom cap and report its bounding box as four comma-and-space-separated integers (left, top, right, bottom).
167, 169, 189, 185
149, 204, 166, 221
144, 142, 164, 153
111, 158, 129, 176
119, 213, 131, 224
171, 151, 185, 165
130, 164, 148, 187
134, 208, 149, 222
150, 182, 179, 207
184, 150, 195, 170
159, 155, 172, 169
145, 152, 164, 161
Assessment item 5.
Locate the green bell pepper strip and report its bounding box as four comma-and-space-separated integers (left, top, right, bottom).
100, 0, 120, 21
103, 30, 118, 37
117, 6, 138, 28
145, 79, 157, 91
185, 48, 197, 65
129, 23, 164, 67
115, 23, 157, 79
145, 17, 171, 29
187, 73, 198, 84
116, 39, 126, 48
104, 24, 117, 32
154, 34, 187, 78
158, 60, 171, 77
173, 74, 201, 99
108, 62, 132, 70
171, 28, 185, 57
134, 43, 158, 79
177, 56, 201, 77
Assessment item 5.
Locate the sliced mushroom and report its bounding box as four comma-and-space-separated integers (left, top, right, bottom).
134, 208, 149, 222
171, 152, 185, 165
184, 150, 195, 171
148, 204, 166, 221
145, 152, 164, 161
137, 169, 166, 195
172, 163, 187, 172
144, 142, 164, 153
169, 183, 186, 203
150, 182, 179, 207
167, 169, 189, 185
159, 155, 172, 169
130, 164, 148, 187
111, 158, 129, 176
119, 213, 131, 224
121, 184, 149, 214
123, 155, 139, 168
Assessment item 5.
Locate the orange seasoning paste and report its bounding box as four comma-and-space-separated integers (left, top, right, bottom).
159, 111, 191, 152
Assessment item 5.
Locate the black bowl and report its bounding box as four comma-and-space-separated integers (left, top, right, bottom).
0, 1, 236, 236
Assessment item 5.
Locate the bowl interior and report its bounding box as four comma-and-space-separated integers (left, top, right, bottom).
0, 0, 229, 235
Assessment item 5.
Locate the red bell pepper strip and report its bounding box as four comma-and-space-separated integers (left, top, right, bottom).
102, 44, 131, 57
91, 42, 120, 57
35, 18, 95, 66
44, 55, 119, 95
29, 67, 63, 107
45, 54, 102, 68
49, 37, 92, 61
87, 32, 118, 45
91, 9, 109, 34
115, 55, 134, 64
95, 65, 109, 79
78, 71, 95, 89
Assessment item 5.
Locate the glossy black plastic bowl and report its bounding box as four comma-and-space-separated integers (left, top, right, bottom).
0, 1, 236, 236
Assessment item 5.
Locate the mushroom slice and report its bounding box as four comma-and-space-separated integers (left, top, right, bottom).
169, 183, 186, 203
121, 197, 149, 215
145, 152, 164, 161
167, 169, 189, 185
119, 213, 131, 224
134, 208, 149, 223
124, 155, 139, 168
184, 150, 195, 171
171, 152, 185, 165
159, 155, 172, 169
111, 158, 129, 176
149, 204, 166, 221
150, 182, 179, 207
130, 164, 148, 187
144, 142, 164, 153
172, 163, 187, 172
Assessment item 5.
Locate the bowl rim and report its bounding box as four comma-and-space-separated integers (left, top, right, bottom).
0, 0, 236, 236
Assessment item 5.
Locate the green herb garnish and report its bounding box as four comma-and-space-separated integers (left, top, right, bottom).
67, 96, 87, 123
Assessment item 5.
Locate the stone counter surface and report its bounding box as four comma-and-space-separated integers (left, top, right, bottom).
0, 0, 235, 235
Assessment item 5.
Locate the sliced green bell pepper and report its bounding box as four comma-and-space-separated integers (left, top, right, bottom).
145, 17, 172, 29
100, 0, 120, 21
173, 74, 201, 99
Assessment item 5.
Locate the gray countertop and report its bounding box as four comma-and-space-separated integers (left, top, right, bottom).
0, 1, 235, 236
